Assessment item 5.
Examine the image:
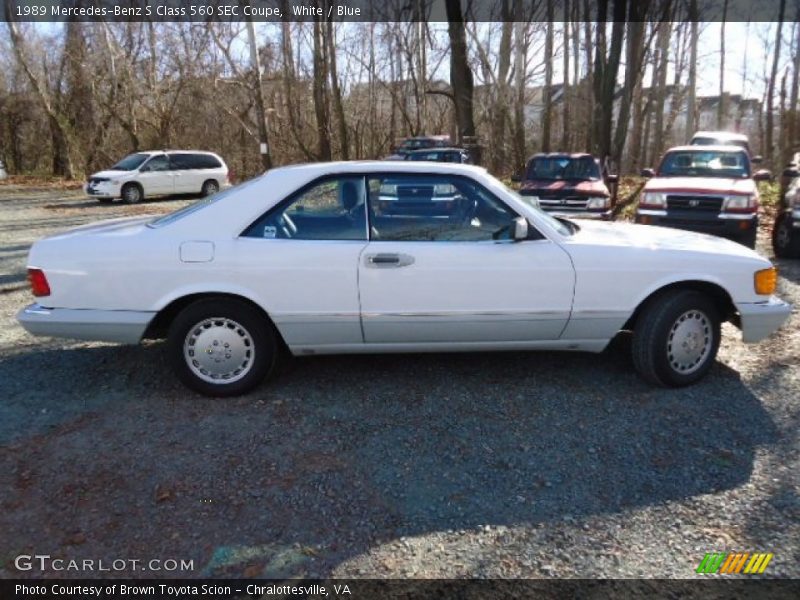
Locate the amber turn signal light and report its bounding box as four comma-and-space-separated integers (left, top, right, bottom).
754, 267, 777, 295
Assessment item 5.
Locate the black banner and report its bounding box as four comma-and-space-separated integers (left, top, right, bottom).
3, 579, 800, 600
0, 0, 792, 23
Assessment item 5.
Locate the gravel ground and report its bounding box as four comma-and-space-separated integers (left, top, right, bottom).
0, 185, 798, 580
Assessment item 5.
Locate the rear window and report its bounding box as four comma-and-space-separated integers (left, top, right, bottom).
148, 178, 256, 228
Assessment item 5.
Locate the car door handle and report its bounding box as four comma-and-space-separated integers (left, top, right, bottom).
365, 253, 415, 268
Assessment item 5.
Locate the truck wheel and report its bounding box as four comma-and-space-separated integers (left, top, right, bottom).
632, 290, 720, 387
121, 183, 143, 204
772, 213, 800, 258
167, 298, 278, 397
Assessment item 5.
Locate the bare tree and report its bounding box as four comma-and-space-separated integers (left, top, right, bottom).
766, 0, 787, 166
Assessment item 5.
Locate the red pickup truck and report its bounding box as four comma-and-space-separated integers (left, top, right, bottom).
636, 145, 771, 249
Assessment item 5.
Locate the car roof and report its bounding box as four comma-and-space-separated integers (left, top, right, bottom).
133, 150, 219, 155
407, 147, 466, 153
691, 131, 749, 141
528, 152, 596, 160
666, 145, 748, 153
268, 160, 486, 176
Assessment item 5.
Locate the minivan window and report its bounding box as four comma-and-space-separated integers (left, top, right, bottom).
111, 153, 150, 171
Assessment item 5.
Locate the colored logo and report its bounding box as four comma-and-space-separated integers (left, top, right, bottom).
696, 552, 773, 574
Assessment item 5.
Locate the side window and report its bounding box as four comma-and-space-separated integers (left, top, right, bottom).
193, 154, 222, 169
367, 174, 517, 242
143, 155, 170, 172
243, 177, 367, 241
169, 154, 192, 170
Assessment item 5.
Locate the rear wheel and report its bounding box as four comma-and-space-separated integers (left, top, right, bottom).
772, 212, 800, 258
632, 290, 721, 387
201, 179, 219, 197
121, 182, 143, 204
167, 298, 278, 397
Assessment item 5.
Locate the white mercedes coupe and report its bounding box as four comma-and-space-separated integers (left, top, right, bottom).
18, 162, 791, 396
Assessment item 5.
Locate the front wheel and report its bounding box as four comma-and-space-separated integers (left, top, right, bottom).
632, 290, 721, 387
121, 182, 143, 204
772, 212, 800, 258
167, 298, 278, 397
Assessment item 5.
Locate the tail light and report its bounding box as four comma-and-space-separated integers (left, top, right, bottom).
27, 268, 51, 297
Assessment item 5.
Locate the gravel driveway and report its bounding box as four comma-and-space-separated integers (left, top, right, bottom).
0, 184, 798, 579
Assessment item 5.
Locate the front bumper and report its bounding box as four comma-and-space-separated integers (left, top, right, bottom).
736, 296, 792, 343
84, 181, 122, 199
635, 209, 757, 242
17, 303, 154, 344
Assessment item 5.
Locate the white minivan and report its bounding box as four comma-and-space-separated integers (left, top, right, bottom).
85, 151, 229, 204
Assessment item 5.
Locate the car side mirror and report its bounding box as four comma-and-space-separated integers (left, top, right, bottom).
640, 168, 655, 178
512, 217, 529, 241
511, 174, 522, 183
753, 169, 772, 182
782, 168, 800, 179
751, 155, 763, 164
607, 174, 619, 184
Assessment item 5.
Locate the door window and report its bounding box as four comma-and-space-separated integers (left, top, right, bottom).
142, 155, 170, 172
367, 174, 518, 242
243, 176, 367, 241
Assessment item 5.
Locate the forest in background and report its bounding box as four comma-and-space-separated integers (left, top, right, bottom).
1, 0, 799, 182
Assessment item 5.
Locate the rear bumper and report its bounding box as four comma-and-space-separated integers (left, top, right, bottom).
635, 210, 757, 242
736, 296, 792, 343
17, 303, 154, 344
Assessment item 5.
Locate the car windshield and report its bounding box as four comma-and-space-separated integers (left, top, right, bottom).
659, 150, 750, 178
148, 178, 258, 228
111, 153, 150, 171
526, 156, 600, 181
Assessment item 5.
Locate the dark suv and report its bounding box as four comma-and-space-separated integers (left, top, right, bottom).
404, 147, 472, 164
637, 145, 771, 248
515, 153, 618, 220
773, 155, 800, 257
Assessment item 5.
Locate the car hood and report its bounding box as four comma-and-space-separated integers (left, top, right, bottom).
89, 169, 134, 179
566, 218, 764, 260
643, 176, 756, 196
520, 179, 609, 197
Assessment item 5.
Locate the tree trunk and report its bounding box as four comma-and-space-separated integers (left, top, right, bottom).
312, 17, 332, 161
445, 0, 476, 154
686, 2, 698, 139
490, 2, 513, 173
788, 17, 800, 162
246, 17, 272, 170
561, 0, 570, 151
513, 18, 527, 173
326, 20, 349, 160
766, 0, 787, 167
542, 1, 554, 152
718, 0, 728, 129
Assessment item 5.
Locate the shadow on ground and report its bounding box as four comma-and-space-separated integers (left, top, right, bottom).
0, 337, 778, 578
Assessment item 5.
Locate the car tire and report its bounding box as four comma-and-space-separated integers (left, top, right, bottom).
632, 290, 721, 387
167, 298, 278, 397
121, 182, 143, 204
772, 212, 800, 258
201, 179, 219, 197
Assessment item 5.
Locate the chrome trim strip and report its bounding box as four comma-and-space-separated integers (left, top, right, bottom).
636, 209, 667, 216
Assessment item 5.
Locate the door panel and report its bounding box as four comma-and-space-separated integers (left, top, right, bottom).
137, 154, 173, 196
358, 240, 574, 343
359, 173, 575, 344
